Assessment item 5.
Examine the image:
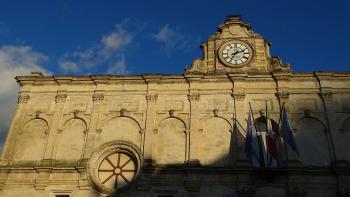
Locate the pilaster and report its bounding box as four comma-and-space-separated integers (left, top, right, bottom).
42, 92, 67, 162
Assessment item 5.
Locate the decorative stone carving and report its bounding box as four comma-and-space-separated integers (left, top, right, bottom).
184, 43, 207, 74
55, 93, 67, 103
73, 110, 79, 118
87, 140, 143, 194
35, 111, 41, 118
169, 109, 175, 117
146, 93, 158, 102
18, 94, 30, 103
269, 56, 291, 72
187, 92, 200, 101
231, 90, 245, 100
276, 91, 289, 100
92, 93, 104, 102
319, 90, 333, 101
120, 108, 127, 116
213, 109, 219, 117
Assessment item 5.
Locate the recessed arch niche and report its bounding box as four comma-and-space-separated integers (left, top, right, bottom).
100, 117, 142, 148
55, 118, 86, 161
157, 117, 186, 165
14, 118, 48, 161
201, 117, 233, 166
295, 117, 331, 166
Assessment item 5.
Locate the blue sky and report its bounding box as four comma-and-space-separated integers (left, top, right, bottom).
0, 0, 349, 150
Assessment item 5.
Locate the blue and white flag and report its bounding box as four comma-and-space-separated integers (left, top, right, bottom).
280, 107, 299, 156
245, 109, 261, 167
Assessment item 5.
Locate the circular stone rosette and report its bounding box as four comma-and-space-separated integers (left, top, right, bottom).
87, 140, 143, 194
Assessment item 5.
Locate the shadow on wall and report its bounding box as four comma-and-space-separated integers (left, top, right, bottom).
1, 100, 350, 197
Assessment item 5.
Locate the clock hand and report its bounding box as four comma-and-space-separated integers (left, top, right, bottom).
231, 49, 244, 58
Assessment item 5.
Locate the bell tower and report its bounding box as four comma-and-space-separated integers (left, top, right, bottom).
185, 15, 291, 74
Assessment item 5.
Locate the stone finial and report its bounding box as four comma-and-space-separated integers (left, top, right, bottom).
269, 56, 291, 72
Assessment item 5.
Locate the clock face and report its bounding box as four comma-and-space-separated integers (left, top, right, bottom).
219, 41, 253, 66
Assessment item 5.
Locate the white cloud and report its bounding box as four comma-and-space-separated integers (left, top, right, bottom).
101, 23, 132, 50
107, 55, 128, 75
153, 24, 177, 45
153, 24, 198, 53
0, 45, 48, 151
59, 20, 133, 75
59, 61, 80, 73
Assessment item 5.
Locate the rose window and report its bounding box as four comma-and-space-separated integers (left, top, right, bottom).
88, 140, 143, 194
98, 152, 137, 190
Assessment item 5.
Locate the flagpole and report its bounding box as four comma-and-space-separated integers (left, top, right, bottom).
278, 102, 290, 167
249, 102, 265, 168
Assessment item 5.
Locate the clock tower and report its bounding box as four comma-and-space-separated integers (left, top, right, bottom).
185, 15, 291, 73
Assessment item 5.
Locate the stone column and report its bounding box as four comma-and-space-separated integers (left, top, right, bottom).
42, 92, 67, 163
314, 72, 337, 165
187, 91, 200, 162
82, 92, 104, 160
272, 72, 298, 166
142, 75, 160, 165
144, 92, 158, 164
229, 74, 248, 165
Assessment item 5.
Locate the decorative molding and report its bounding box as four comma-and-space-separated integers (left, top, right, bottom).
146, 93, 158, 102
319, 90, 333, 101
153, 129, 158, 134
73, 110, 79, 118
269, 56, 292, 72
276, 91, 289, 100
187, 92, 200, 101
55, 93, 67, 103
92, 93, 104, 102
184, 129, 190, 135
231, 90, 245, 100
18, 94, 30, 103
35, 111, 41, 118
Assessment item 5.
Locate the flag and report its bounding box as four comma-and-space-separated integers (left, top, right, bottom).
280, 106, 299, 156
245, 109, 261, 167
266, 109, 278, 167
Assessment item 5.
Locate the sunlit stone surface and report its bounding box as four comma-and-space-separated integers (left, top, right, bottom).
0, 16, 349, 197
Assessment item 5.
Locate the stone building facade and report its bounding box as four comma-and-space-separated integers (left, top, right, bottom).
0, 16, 349, 197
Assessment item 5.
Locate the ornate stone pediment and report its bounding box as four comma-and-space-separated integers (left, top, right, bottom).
185, 15, 293, 74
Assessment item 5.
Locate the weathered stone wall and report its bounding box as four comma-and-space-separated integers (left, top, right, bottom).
0, 72, 349, 196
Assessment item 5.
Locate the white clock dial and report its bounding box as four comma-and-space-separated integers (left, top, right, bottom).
219, 41, 253, 67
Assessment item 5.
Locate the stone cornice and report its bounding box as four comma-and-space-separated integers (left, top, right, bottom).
15, 71, 350, 87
